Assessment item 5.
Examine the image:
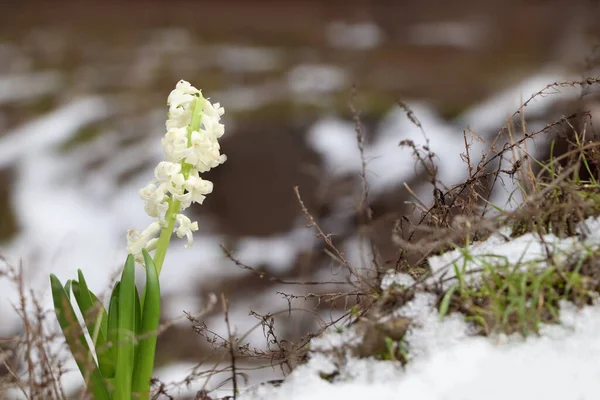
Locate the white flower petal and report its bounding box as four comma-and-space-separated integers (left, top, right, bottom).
174, 214, 199, 248
127, 221, 162, 263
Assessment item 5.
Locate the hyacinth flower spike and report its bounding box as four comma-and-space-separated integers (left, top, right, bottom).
50, 80, 226, 399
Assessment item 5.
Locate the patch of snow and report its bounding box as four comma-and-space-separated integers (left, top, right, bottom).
0, 71, 63, 106
326, 22, 383, 50
0, 97, 116, 329
307, 70, 576, 214
399, 293, 472, 359
380, 271, 415, 289
240, 215, 600, 400
342, 235, 374, 272
307, 102, 484, 197
457, 70, 574, 134
311, 327, 363, 353
0, 96, 110, 168
378, 103, 482, 191
215, 82, 283, 111
306, 117, 361, 176
216, 45, 282, 73
241, 296, 600, 400
427, 217, 600, 288
287, 64, 347, 95
577, 215, 600, 244
234, 224, 317, 273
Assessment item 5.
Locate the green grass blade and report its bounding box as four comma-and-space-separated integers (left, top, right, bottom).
50, 274, 111, 400
132, 250, 161, 399
113, 255, 136, 400
439, 284, 458, 320
72, 270, 115, 378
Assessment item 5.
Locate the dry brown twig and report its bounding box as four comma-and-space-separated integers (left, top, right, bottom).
349, 86, 383, 278
221, 295, 238, 400
294, 186, 362, 284
220, 245, 349, 286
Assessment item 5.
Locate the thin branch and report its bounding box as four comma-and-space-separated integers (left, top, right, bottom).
294, 186, 362, 284
221, 295, 238, 400
220, 245, 349, 285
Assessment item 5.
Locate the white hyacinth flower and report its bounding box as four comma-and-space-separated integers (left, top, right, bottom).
161, 127, 189, 162
127, 222, 162, 263
154, 161, 186, 196
127, 80, 226, 267
186, 130, 227, 173
166, 80, 200, 130
185, 170, 214, 204
139, 182, 169, 218
174, 214, 199, 248
201, 111, 225, 138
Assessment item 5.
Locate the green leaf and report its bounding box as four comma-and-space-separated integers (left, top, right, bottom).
107, 281, 120, 364
114, 255, 136, 400
439, 284, 458, 320
72, 269, 115, 378
132, 250, 161, 399
64, 280, 72, 301
135, 285, 142, 336
50, 274, 111, 400
133, 284, 142, 377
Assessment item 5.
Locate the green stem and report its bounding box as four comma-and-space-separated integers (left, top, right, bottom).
152, 95, 205, 275
152, 198, 181, 275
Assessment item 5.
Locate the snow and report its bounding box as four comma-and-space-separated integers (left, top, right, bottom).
238, 218, 600, 399
241, 223, 600, 400
307, 69, 577, 211
326, 22, 383, 50
234, 224, 317, 273
456, 70, 578, 133
380, 271, 415, 289
287, 64, 348, 95
307, 102, 475, 197
0, 71, 63, 105
243, 298, 600, 400
428, 217, 600, 288
215, 45, 282, 73
214, 83, 282, 112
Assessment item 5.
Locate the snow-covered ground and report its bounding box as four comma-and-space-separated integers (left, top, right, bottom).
242, 299, 600, 400
240, 217, 600, 400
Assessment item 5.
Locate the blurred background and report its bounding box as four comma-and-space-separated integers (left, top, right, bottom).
0, 0, 599, 397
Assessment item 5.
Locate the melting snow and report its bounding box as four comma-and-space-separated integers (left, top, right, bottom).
287, 64, 348, 95
242, 298, 600, 400
0, 71, 63, 105
307, 69, 576, 209
241, 220, 600, 400
428, 217, 600, 288
326, 22, 383, 50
